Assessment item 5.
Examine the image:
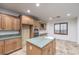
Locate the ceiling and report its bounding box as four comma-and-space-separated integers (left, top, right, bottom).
0, 3, 79, 21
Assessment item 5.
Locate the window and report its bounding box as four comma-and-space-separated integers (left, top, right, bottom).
54, 22, 68, 35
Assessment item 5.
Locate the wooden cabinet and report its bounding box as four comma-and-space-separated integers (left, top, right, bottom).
12, 17, 20, 30
15, 38, 22, 50
0, 40, 4, 55
40, 23, 46, 30
33, 21, 46, 30
26, 41, 55, 55
4, 39, 16, 54
42, 41, 53, 55
22, 16, 34, 25
33, 21, 40, 28
4, 38, 22, 54
27, 42, 42, 55
0, 14, 20, 30
2, 14, 12, 30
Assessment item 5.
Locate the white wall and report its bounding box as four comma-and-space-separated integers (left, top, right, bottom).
77, 17, 79, 44
47, 18, 77, 42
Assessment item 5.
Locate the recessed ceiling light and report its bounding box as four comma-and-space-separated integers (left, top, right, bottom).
27, 9, 30, 13
66, 13, 71, 16
36, 3, 40, 7
49, 17, 52, 20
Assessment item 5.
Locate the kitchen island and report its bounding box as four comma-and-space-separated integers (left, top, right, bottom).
26, 36, 55, 55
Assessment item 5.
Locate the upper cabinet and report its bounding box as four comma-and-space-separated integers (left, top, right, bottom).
33, 21, 40, 29
0, 14, 20, 31
21, 15, 47, 30
11, 17, 20, 31
2, 14, 13, 30
33, 21, 46, 30
40, 23, 46, 30
22, 16, 34, 25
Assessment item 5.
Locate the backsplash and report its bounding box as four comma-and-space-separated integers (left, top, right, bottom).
0, 31, 20, 36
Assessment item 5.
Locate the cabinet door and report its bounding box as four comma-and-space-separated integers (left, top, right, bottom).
4, 38, 22, 54
33, 21, 40, 29
16, 38, 22, 50
12, 17, 20, 30
0, 14, 2, 30
0, 40, 4, 55
42, 42, 53, 55
16, 18, 20, 30
26, 42, 42, 55
22, 16, 34, 25
2, 15, 12, 30
4, 39, 16, 54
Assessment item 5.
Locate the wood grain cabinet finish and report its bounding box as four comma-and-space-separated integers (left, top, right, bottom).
0, 14, 20, 30
22, 16, 34, 25
12, 17, 20, 30
2, 14, 13, 30
42, 42, 53, 55
4, 39, 15, 54
27, 42, 42, 55
4, 38, 22, 54
0, 40, 4, 55
26, 41, 55, 55
15, 38, 22, 50
33, 21, 40, 28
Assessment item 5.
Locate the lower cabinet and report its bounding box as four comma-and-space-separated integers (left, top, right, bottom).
26, 41, 55, 55
0, 38, 22, 55
4, 38, 22, 54
0, 40, 4, 55
27, 42, 42, 55
42, 40, 56, 55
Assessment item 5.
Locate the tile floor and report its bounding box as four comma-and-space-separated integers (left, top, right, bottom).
10, 39, 79, 55
56, 40, 79, 55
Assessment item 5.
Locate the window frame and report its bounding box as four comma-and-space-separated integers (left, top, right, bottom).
54, 22, 68, 35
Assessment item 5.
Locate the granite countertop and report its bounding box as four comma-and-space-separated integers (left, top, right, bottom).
0, 34, 22, 40
26, 36, 54, 48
